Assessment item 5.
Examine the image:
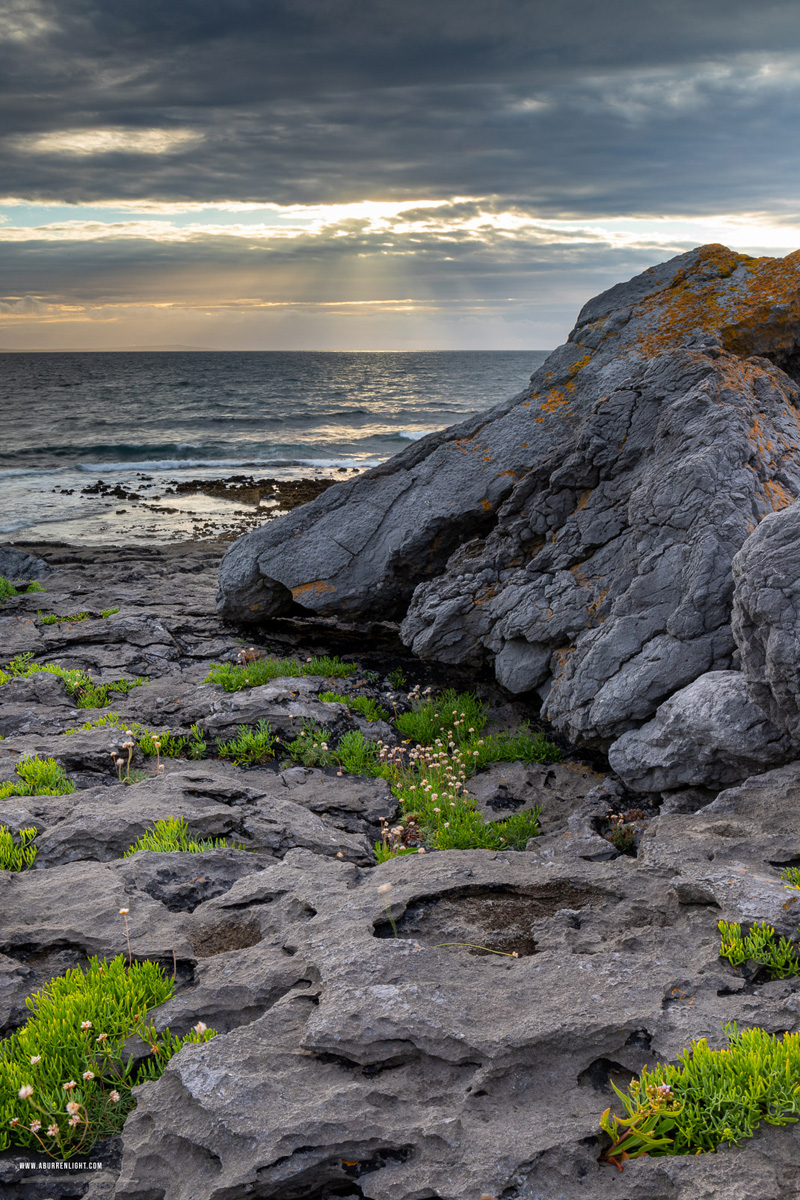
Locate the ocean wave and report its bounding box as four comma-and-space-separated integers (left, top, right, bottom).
396, 429, 435, 441
70, 456, 377, 474
0, 466, 62, 479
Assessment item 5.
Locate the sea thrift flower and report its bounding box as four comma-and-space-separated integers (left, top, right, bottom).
9, 1117, 20, 1127
66, 1101, 80, 1115
193, 1022, 208, 1035
62, 1080, 77, 1092
30, 1055, 41, 1065
96, 1033, 108, 1043
68, 1115, 81, 1127
47, 1124, 59, 1137
80, 1020, 92, 1030
18, 1085, 33, 1100
82, 1070, 94, 1081
109, 1091, 120, 1104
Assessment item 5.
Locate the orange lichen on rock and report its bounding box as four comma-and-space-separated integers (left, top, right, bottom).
763, 480, 795, 512
539, 388, 569, 415
630, 245, 800, 360
291, 580, 336, 599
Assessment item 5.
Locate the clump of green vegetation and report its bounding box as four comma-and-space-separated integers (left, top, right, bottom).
600, 1024, 800, 1168
319, 691, 389, 722
124, 816, 245, 856
38, 611, 90, 626
781, 865, 800, 890
395, 688, 487, 747
284, 721, 332, 767
0, 955, 215, 1159
469, 726, 563, 769
205, 654, 357, 693
0, 757, 75, 799
38, 607, 118, 626
0, 654, 144, 709
718, 919, 800, 979
334, 729, 386, 776
281, 687, 557, 854
283, 724, 388, 777
387, 667, 407, 689
384, 690, 557, 852
70, 712, 207, 762
350, 696, 389, 722
0, 825, 37, 870
0, 576, 45, 604
218, 720, 276, 766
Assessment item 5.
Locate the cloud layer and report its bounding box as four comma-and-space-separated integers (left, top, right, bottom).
3, 0, 800, 347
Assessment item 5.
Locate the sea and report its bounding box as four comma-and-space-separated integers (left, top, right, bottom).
0, 350, 550, 545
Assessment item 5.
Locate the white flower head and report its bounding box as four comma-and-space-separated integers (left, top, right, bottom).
18, 1084, 33, 1100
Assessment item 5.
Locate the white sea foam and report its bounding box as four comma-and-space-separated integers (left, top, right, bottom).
396, 429, 434, 441
73, 456, 377, 474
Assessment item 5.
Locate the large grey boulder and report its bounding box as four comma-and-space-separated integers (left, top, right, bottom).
218, 245, 800, 746
733, 500, 800, 744
608, 670, 794, 791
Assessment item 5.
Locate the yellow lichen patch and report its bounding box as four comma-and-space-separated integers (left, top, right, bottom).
497, 469, 519, 479
481, 498, 492, 511
630, 245, 800, 360
574, 489, 592, 512
520, 442, 529, 448
540, 388, 568, 414
763, 480, 795, 512
566, 353, 592, 382
291, 580, 336, 599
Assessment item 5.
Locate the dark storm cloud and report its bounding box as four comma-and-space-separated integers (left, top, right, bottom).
3, 0, 800, 212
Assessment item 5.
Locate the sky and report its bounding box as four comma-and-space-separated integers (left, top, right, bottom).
3, 0, 800, 350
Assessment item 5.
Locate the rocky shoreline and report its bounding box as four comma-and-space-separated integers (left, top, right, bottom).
6, 245, 800, 1199
48, 474, 349, 545
0, 536, 799, 1199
